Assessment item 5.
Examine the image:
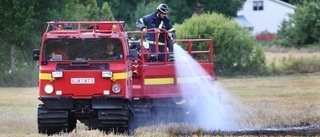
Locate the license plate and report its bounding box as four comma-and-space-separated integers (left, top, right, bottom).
71, 78, 95, 84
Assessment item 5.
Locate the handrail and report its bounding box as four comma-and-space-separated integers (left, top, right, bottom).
45, 21, 125, 34
127, 30, 214, 64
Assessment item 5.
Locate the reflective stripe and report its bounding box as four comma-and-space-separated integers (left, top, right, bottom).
39, 72, 209, 85
168, 28, 175, 32
157, 21, 163, 39
158, 21, 163, 29
39, 73, 54, 81
145, 78, 174, 85
144, 76, 211, 85
39, 71, 132, 81
113, 71, 132, 80
139, 18, 145, 27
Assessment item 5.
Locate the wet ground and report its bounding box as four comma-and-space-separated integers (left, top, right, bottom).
208, 126, 320, 136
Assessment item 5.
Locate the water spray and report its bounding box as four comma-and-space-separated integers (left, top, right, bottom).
173, 44, 255, 131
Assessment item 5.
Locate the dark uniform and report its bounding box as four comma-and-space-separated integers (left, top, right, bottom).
136, 4, 176, 62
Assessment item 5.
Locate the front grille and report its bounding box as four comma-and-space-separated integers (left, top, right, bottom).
56, 64, 109, 70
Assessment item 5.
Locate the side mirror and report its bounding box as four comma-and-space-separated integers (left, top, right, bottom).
128, 49, 138, 61
33, 49, 40, 61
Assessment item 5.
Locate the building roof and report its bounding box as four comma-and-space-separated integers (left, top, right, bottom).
235, 15, 253, 28
270, 0, 296, 9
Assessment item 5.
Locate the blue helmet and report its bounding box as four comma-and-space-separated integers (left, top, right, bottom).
157, 3, 169, 14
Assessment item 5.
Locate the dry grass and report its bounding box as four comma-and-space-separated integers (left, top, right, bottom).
0, 74, 320, 136
0, 88, 40, 136
264, 51, 320, 66
218, 74, 320, 128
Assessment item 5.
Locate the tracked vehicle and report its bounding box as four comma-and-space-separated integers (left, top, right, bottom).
33, 21, 214, 134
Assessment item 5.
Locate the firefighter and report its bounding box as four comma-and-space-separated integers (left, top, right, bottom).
136, 3, 176, 62
104, 40, 123, 60
48, 48, 68, 60
106, 42, 114, 56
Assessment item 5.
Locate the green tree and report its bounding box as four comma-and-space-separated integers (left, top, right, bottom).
106, 0, 244, 30
175, 13, 266, 75
0, 0, 94, 71
101, 2, 115, 21
197, 0, 244, 17
276, 0, 320, 47
165, 0, 244, 24
164, 0, 196, 24
0, 0, 55, 86
0, 40, 10, 74
107, 0, 140, 30
73, 0, 100, 21
0, 0, 102, 86
273, 18, 296, 47
293, 1, 320, 45
0, 0, 39, 71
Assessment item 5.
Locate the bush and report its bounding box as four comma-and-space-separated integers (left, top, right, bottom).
174, 12, 266, 76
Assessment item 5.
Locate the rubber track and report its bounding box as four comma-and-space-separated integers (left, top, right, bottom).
98, 108, 129, 133
37, 104, 71, 135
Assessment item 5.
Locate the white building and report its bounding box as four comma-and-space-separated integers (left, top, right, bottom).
237, 0, 296, 35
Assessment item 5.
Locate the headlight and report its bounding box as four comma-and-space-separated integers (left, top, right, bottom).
44, 84, 54, 94
112, 84, 121, 93
102, 70, 113, 78
52, 71, 63, 78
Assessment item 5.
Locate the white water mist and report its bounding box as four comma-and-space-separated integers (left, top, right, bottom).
173, 44, 255, 131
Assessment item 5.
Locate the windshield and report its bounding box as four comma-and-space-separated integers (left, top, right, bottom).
43, 38, 123, 61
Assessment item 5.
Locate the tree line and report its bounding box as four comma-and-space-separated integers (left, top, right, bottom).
0, 0, 245, 74
0, 0, 318, 86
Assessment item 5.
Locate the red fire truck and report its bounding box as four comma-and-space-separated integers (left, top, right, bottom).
33, 21, 214, 134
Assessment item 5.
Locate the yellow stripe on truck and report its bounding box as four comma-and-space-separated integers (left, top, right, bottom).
40, 71, 209, 85
112, 71, 132, 80
39, 71, 132, 81
39, 73, 54, 81
145, 78, 174, 85
144, 76, 212, 85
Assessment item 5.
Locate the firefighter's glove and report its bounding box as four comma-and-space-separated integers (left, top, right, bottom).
142, 28, 147, 33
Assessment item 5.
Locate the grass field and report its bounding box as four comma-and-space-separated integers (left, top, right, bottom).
0, 73, 319, 137
218, 74, 320, 128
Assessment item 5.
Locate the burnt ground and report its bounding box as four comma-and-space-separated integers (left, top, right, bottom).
207, 126, 320, 136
